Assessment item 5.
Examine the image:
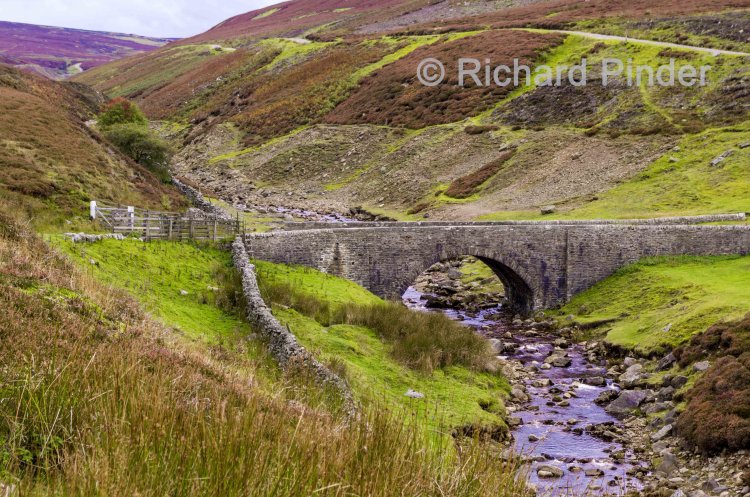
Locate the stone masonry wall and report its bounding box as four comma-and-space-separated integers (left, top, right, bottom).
243, 224, 750, 311
231, 237, 355, 413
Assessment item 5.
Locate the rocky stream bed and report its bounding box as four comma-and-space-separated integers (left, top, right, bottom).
404, 258, 750, 497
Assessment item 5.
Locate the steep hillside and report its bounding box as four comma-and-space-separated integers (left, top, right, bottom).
0, 65, 185, 229
0, 21, 172, 80
74, 0, 750, 221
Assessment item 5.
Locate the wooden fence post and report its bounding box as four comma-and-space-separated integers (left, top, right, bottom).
128, 206, 135, 234
145, 210, 150, 242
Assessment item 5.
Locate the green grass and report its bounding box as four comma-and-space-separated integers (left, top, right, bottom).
252, 7, 279, 20
253, 260, 510, 430
254, 259, 380, 307
558, 124, 750, 219
259, 38, 330, 71
459, 257, 505, 296
556, 255, 750, 355
52, 238, 253, 343
479, 123, 750, 221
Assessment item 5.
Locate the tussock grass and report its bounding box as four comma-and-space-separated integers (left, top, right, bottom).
258, 273, 495, 373
332, 302, 496, 373
0, 211, 529, 496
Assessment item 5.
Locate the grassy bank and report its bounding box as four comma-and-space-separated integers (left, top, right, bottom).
0, 215, 530, 496
53, 238, 252, 343
556, 255, 750, 355
253, 260, 511, 431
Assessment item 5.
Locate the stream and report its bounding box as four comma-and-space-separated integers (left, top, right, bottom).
237, 197, 650, 494
403, 287, 647, 496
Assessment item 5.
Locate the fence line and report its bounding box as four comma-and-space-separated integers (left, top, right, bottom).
90, 201, 243, 241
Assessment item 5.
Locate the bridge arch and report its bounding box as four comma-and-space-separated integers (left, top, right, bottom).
394, 250, 535, 313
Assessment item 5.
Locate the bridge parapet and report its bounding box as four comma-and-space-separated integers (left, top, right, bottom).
279, 213, 746, 231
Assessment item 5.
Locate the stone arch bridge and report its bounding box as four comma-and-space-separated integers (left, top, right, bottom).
242, 218, 750, 312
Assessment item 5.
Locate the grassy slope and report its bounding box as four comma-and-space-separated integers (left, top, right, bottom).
253, 260, 510, 429
556, 255, 750, 355
559, 125, 750, 219
52, 238, 509, 430
479, 123, 750, 220
476, 38, 750, 221
53, 238, 252, 342
1, 214, 528, 496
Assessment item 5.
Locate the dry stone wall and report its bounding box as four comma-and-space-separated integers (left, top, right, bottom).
231, 237, 355, 413
173, 178, 233, 220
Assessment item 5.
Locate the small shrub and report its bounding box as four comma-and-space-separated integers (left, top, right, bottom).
213, 263, 247, 319
102, 124, 172, 182
97, 97, 147, 127
676, 354, 750, 454
674, 314, 750, 367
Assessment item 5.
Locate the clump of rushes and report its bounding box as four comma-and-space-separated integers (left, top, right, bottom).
258, 277, 497, 373
0, 204, 530, 496
333, 302, 496, 373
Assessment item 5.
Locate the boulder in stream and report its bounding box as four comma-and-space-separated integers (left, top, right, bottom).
537, 465, 564, 478
605, 390, 648, 418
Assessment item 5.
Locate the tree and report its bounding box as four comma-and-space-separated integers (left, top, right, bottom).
97, 97, 147, 127
102, 124, 172, 182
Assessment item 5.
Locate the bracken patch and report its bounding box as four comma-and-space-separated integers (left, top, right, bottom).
444, 150, 515, 199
